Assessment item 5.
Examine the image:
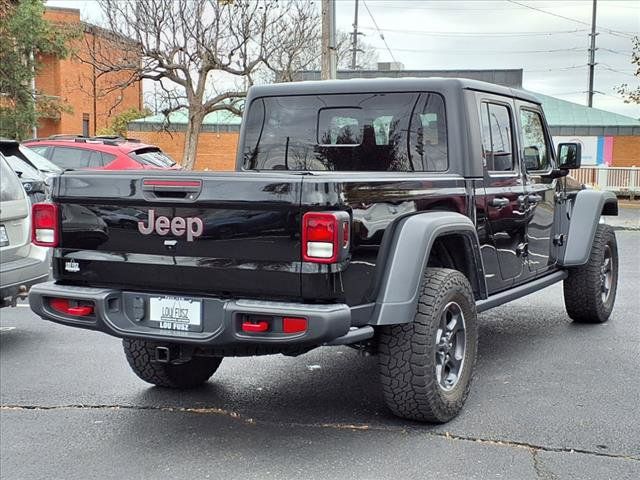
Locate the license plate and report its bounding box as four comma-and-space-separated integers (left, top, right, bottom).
0, 225, 8, 247
148, 296, 202, 332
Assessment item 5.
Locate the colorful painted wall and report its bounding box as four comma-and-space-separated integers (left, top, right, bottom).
553, 136, 640, 167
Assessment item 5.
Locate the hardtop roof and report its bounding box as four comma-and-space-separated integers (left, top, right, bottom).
248, 77, 541, 105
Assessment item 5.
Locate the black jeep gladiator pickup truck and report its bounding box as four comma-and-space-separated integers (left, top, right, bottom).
29, 78, 619, 423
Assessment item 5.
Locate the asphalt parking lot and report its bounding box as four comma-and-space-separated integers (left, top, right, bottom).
1, 231, 639, 480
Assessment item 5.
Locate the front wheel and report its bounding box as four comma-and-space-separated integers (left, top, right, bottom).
123, 339, 223, 388
377, 268, 478, 423
564, 224, 618, 323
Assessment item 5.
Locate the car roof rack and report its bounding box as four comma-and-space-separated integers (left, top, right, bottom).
28, 135, 142, 145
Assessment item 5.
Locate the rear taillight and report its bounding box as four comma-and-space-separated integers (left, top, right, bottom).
32, 203, 59, 247
302, 212, 350, 263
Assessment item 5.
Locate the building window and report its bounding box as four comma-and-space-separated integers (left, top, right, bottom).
82, 114, 90, 137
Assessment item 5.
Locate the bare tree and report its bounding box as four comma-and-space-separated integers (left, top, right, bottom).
87, 0, 317, 169
262, 1, 321, 83
336, 31, 378, 70
615, 36, 640, 106
265, 25, 379, 82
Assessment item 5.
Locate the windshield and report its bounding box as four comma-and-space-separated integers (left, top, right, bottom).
4, 154, 44, 180
242, 92, 448, 172
19, 145, 62, 173
129, 148, 177, 168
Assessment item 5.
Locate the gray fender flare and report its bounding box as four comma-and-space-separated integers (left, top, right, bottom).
561, 189, 618, 267
370, 211, 486, 326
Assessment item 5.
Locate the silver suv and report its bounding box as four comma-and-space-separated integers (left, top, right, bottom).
0, 154, 50, 308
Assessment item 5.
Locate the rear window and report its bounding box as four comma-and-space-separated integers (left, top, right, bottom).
0, 156, 25, 202
129, 148, 176, 168
242, 92, 448, 172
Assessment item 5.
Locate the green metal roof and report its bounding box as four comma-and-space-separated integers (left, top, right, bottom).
533, 93, 640, 127
129, 93, 640, 135
131, 109, 242, 126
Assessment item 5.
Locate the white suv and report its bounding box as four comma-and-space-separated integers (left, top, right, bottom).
0, 154, 50, 308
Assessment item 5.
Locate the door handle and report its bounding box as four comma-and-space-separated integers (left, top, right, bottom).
489, 197, 509, 208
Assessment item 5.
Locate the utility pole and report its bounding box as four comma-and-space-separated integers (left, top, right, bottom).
587, 0, 598, 107
321, 0, 337, 80
30, 50, 37, 138
351, 0, 360, 70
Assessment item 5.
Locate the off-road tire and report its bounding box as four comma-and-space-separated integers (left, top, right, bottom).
123, 339, 223, 388
564, 224, 618, 323
378, 268, 478, 423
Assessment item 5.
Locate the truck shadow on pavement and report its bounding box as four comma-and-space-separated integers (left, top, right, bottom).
125, 303, 582, 431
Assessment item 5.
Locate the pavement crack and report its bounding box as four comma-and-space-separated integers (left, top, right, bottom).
0, 404, 254, 424
3, 404, 639, 463
531, 449, 559, 480
421, 430, 640, 462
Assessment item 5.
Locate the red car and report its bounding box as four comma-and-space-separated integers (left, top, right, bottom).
24, 136, 180, 170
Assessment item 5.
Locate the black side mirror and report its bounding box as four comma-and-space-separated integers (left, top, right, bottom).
557, 143, 581, 169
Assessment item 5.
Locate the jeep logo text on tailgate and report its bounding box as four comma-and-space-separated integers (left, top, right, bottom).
138, 210, 204, 241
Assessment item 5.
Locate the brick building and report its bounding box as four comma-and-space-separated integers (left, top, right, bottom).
127, 110, 241, 171
36, 7, 142, 138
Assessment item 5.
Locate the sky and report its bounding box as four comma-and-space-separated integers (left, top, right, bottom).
47, 0, 640, 118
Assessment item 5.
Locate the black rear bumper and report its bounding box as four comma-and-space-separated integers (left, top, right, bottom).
28, 282, 355, 352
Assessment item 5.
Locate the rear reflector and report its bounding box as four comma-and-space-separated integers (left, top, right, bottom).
32, 203, 59, 247
50, 298, 94, 317
283, 317, 307, 334
241, 320, 269, 333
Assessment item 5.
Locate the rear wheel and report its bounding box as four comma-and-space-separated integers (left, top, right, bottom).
123, 339, 222, 388
564, 224, 618, 323
378, 268, 478, 423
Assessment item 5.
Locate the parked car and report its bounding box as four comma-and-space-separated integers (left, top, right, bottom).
0, 154, 50, 308
0, 139, 60, 202
24, 135, 179, 171
28, 78, 619, 424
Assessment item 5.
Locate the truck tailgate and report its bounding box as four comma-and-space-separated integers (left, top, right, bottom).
52, 172, 303, 298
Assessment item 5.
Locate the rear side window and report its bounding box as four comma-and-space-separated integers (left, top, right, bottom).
50, 147, 94, 169
242, 92, 448, 172
480, 102, 515, 172
101, 152, 117, 166
410, 94, 449, 172
0, 157, 25, 202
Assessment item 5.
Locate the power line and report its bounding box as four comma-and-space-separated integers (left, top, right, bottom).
524, 64, 589, 72
361, 0, 398, 64
506, 0, 635, 38
371, 46, 587, 54
359, 26, 591, 37
600, 47, 634, 56
598, 65, 637, 78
